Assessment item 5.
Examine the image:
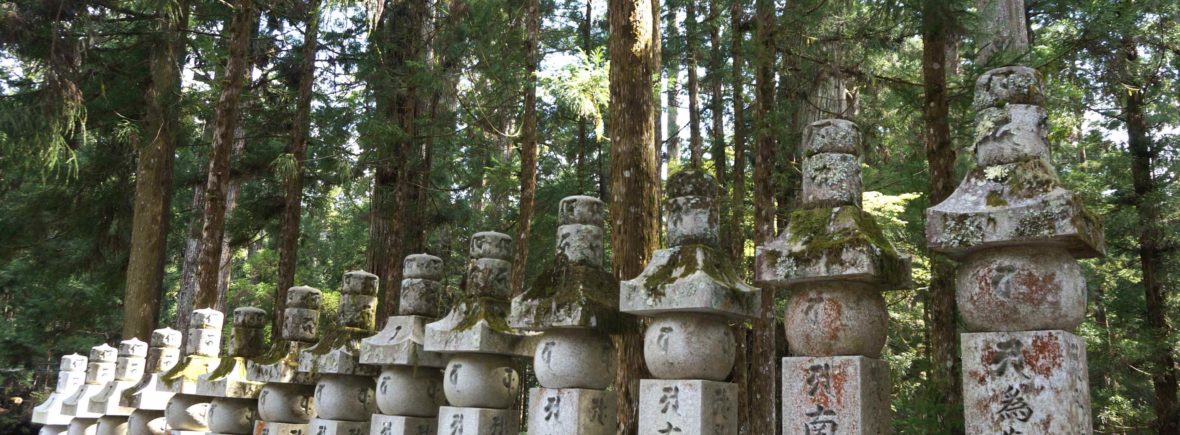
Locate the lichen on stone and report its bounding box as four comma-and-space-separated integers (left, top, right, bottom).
513, 256, 622, 332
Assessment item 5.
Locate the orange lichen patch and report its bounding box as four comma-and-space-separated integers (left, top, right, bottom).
968, 368, 988, 386
830, 366, 848, 408
823, 297, 845, 343
1023, 333, 1063, 377
1013, 271, 1059, 305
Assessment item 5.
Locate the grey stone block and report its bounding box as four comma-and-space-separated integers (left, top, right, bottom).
436, 406, 518, 435
247, 341, 317, 385
801, 153, 862, 208
309, 418, 370, 435
196, 357, 264, 398
637, 379, 737, 435
424, 301, 532, 357
620, 245, 760, 320
158, 355, 220, 394
370, 414, 436, 435
252, 420, 309, 435
360, 316, 446, 368
781, 356, 891, 435
527, 388, 615, 435
94, 415, 127, 435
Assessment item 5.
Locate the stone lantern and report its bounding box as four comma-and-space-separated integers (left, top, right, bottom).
32, 353, 88, 434
197, 306, 268, 435
159, 308, 225, 434
89, 338, 148, 435
248, 286, 323, 435
620, 170, 761, 435
121, 327, 181, 435
61, 343, 118, 435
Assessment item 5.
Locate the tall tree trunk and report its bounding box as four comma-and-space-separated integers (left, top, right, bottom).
512, 0, 541, 297
665, 6, 681, 167
974, 0, 1028, 66
685, 0, 703, 169
1124, 37, 1179, 434
176, 185, 204, 334
577, 0, 593, 193
730, 0, 746, 260
707, 0, 725, 185
609, 1, 660, 433
122, 0, 189, 340
215, 127, 246, 314
276, 0, 321, 336
922, 1, 962, 431
751, 0, 777, 432
192, 0, 256, 311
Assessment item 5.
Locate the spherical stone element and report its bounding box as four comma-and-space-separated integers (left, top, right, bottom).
783, 283, 888, 358
665, 170, 719, 199
957, 246, 1085, 332
314, 374, 376, 421
190, 309, 224, 330
443, 354, 520, 409
559, 196, 605, 226
94, 416, 127, 435
534, 329, 616, 389
399, 278, 442, 317
126, 411, 165, 435
232, 306, 268, 328
90, 344, 117, 363
118, 339, 148, 358
164, 395, 210, 431
801, 153, 862, 208
66, 418, 97, 435
282, 307, 319, 342
287, 286, 323, 309
376, 366, 446, 416
471, 232, 513, 260
207, 397, 254, 434
404, 254, 444, 280
61, 354, 88, 372
466, 258, 511, 298
973, 66, 1044, 111
803, 119, 861, 157
257, 384, 315, 423
974, 104, 1050, 166
150, 329, 181, 349
556, 224, 605, 267
665, 195, 719, 246
644, 314, 735, 381
342, 270, 379, 296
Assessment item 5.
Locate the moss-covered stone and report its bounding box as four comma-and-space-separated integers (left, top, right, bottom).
510, 257, 622, 332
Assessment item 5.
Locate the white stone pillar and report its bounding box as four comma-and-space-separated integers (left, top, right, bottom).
927, 66, 1103, 434
620, 170, 761, 435
248, 286, 322, 435
61, 344, 118, 435
509, 195, 619, 435
757, 119, 912, 435
297, 271, 381, 435
195, 306, 268, 434
33, 353, 89, 434
122, 328, 181, 435
88, 338, 148, 435
425, 232, 533, 435
361, 254, 448, 435
159, 308, 225, 434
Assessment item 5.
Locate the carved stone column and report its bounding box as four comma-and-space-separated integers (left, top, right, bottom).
159, 308, 225, 434
32, 353, 88, 434
248, 286, 323, 435
62, 344, 118, 435
90, 338, 148, 435
197, 307, 268, 434
122, 328, 182, 435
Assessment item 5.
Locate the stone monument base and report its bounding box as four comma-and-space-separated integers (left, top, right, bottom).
781, 355, 891, 435
68, 417, 98, 435
370, 414, 436, 435
962, 330, 1091, 434
637, 379, 737, 435
38, 425, 68, 435
95, 415, 129, 435
436, 406, 519, 435
127, 409, 166, 435
253, 420, 309, 435
527, 387, 616, 435
309, 418, 370, 435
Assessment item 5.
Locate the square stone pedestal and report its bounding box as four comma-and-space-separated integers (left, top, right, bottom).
962, 330, 1092, 434
309, 418, 370, 435
436, 406, 519, 435
781, 356, 891, 435
370, 414, 436, 435
527, 388, 616, 435
638, 379, 737, 435
254, 420, 309, 435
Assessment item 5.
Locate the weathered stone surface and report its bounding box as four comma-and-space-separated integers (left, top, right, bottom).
643, 314, 735, 381
403, 253, 444, 280
436, 406, 519, 435
442, 354, 520, 409
125, 410, 165, 435
802, 119, 861, 157
783, 283, 888, 358
38, 425, 68, 435
637, 379, 737, 435
801, 153, 862, 208
206, 397, 255, 434
555, 224, 604, 267
33, 354, 88, 425
251, 420, 308, 435
957, 246, 1086, 332
246, 341, 316, 385
620, 245, 760, 319
360, 315, 446, 368
300, 272, 379, 377
186, 309, 224, 356
256, 384, 315, 423
94, 415, 128, 435
369, 414, 436, 435
375, 366, 445, 417
342, 270, 379, 296
425, 300, 531, 357
665, 195, 719, 246
121, 329, 181, 410
781, 356, 891, 435
161, 309, 225, 395
312, 374, 375, 421
164, 394, 210, 431
466, 258, 511, 299
308, 418, 370, 435
558, 195, 605, 226
972, 66, 1044, 111
470, 231, 512, 260
527, 388, 616, 435
66, 418, 97, 435
63, 345, 118, 418
230, 307, 267, 356
962, 330, 1091, 434
974, 104, 1050, 166
88, 339, 149, 415
195, 357, 262, 399
665, 169, 719, 198
158, 355, 218, 395
532, 329, 615, 389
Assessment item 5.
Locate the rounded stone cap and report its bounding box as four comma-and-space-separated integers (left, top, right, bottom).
191, 308, 225, 330
151, 328, 182, 348
802, 119, 861, 156
287, 286, 323, 309
973, 66, 1044, 110
471, 232, 513, 260
233, 307, 268, 328
665, 170, 719, 199
90, 344, 117, 363
403, 254, 443, 280
118, 338, 148, 357
559, 196, 605, 226
342, 270, 379, 295
60, 354, 88, 371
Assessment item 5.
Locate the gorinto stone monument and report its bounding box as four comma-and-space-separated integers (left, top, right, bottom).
61, 343, 118, 435
198, 306, 268, 435
248, 286, 323, 435
122, 327, 182, 435
90, 338, 148, 435
160, 308, 225, 434
32, 353, 88, 434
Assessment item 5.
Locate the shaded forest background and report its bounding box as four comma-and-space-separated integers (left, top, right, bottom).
0, 0, 1178, 433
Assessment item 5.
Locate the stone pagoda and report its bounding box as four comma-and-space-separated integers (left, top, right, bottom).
927, 66, 1104, 433
121, 327, 182, 435
32, 353, 88, 434
60, 343, 118, 435
159, 308, 225, 434
756, 119, 911, 434
248, 286, 322, 435
298, 271, 380, 435
509, 195, 619, 435
425, 231, 532, 435
89, 338, 148, 434
197, 307, 268, 435
620, 170, 760, 435
360, 254, 448, 435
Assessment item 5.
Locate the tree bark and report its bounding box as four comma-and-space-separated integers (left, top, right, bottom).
609, 1, 660, 433
707, 0, 726, 187
665, 6, 681, 167
122, 0, 188, 340
974, 0, 1028, 66
751, 0, 778, 432
276, 0, 321, 337
922, 1, 962, 430
192, 0, 255, 311
685, 0, 703, 169
729, 0, 746, 260
512, 0, 541, 297
577, 0, 593, 193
